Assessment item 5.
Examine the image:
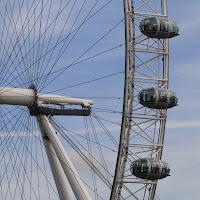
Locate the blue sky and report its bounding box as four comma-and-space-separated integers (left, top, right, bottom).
51, 0, 200, 198
0, 0, 199, 199
61, 0, 200, 198
156, 0, 200, 199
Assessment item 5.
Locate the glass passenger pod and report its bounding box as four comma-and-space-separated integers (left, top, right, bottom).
138, 87, 178, 109
139, 17, 179, 39
130, 158, 170, 180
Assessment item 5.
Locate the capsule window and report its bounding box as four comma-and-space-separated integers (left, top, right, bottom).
139, 21, 145, 31
139, 17, 158, 32
158, 91, 168, 102
149, 89, 157, 102
166, 163, 170, 174
151, 162, 160, 174
143, 19, 151, 31
143, 90, 150, 102
160, 20, 169, 32
169, 91, 178, 106
170, 21, 179, 34
138, 88, 156, 102
135, 162, 142, 173
141, 162, 149, 173
150, 17, 158, 31
131, 161, 142, 173
161, 162, 167, 174
160, 161, 170, 175
130, 159, 148, 174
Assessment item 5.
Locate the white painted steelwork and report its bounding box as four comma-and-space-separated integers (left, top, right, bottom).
40, 135, 74, 200
0, 86, 92, 200
0, 87, 93, 107
0, 87, 35, 106
0, 0, 177, 199
110, 0, 174, 199
37, 114, 91, 200
38, 93, 93, 107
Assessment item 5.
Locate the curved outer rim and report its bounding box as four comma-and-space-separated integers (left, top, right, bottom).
110, 0, 135, 199
110, 0, 169, 199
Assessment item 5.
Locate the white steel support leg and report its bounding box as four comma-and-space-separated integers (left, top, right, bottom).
41, 137, 73, 200
37, 114, 91, 200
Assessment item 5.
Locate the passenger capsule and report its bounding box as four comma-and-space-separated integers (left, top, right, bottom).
138, 87, 178, 109
130, 158, 170, 180
139, 17, 179, 39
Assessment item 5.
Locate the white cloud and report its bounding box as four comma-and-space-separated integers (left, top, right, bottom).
73, 124, 120, 135
176, 62, 200, 77
180, 17, 200, 33
0, 131, 40, 138
156, 133, 200, 200
166, 119, 200, 129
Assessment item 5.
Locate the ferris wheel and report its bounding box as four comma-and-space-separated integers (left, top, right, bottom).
0, 0, 179, 200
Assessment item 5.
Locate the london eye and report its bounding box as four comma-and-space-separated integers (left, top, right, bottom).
0, 0, 179, 199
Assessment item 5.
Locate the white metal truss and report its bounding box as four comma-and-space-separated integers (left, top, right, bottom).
0, 1, 175, 199
37, 114, 92, 200
0, 86, 93, 200
110, 0, 170, 199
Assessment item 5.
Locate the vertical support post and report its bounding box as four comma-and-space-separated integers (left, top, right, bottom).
37, 114, 91, 200
41, 137, 74, 200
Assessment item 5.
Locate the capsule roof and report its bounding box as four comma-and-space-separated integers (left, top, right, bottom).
139, 17, 179, 39
138, 87, 178, 109
130, 158, 170, 180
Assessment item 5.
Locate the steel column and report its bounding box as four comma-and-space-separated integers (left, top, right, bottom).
110, 0, 134, 198
40, 136, 74, 200
37, 114, 91, 200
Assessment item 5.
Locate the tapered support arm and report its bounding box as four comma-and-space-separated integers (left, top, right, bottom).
37, 114, 91, 200
41, 137, 74, 200
0, 87, 93, 107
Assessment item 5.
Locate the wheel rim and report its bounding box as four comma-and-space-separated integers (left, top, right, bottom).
0, 0, 124, 199
0, 0, 177, 199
